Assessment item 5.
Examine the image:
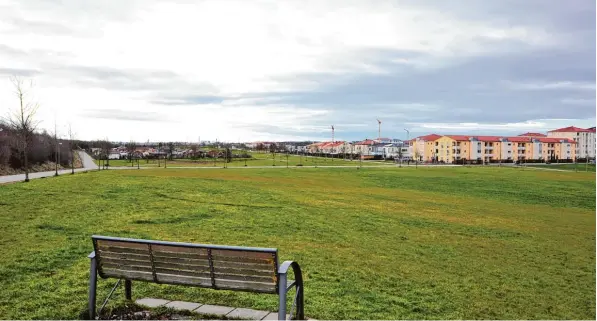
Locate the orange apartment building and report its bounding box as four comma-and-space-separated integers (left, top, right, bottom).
414, 134, 576, 163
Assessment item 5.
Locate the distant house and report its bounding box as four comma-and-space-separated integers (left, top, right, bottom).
353, 139, 376, 155
108, 153, 120, 160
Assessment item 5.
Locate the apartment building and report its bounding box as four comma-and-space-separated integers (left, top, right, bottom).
408, 134, 442, 161
430, 135, 576, 163
547, 126, 595, 159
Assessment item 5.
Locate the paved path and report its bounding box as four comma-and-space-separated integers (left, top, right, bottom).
0, 151, 98, 184
135, 297, 314, 320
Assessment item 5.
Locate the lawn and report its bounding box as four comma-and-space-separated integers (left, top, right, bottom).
526, 163, 596, 172
97, 153, 388, 168
0, 167, 594, 319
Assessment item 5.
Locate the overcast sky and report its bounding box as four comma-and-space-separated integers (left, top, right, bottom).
0, 0, 595, 142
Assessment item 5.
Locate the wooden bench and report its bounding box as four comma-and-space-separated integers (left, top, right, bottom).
88, 235, 304, 320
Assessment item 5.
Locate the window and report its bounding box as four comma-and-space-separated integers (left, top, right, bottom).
435, 142, 438, 146
507, 143, 511, 146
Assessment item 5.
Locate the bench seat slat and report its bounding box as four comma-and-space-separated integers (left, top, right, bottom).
214, 259, 274, 268
215, 279, 276, 293
96, 240, 149, 251
151, 245, 208, 255
102, 262, 153, 273
97, 245, 149, 256
214, 273, 275, 284
102, 269, 154, 281
155, 268, 211, 279
211, 249, 274, 260
152, 251, 209, 260
213, 266, 275, 277
153, 261, 210, 271
153, 256, 209, 267
156, 274, 212, 287
99, 254, 151, 264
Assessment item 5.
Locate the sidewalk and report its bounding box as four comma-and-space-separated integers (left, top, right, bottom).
0, 151, 97, 185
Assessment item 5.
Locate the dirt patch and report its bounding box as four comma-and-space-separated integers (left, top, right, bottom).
93, 304, 239, 320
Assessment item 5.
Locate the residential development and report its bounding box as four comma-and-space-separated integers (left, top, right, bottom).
262, 125, 596, 164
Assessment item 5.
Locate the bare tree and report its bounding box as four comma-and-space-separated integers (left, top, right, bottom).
101, 138, 111, 169
53, 118, 59, 176
4, 76, 40, 182
414, 147, 421, 169
190, 144, 198, 161
167, 142, 175, 160
126, 140, 137, 165
397, 146, 403, 168
67, 124, 76, 174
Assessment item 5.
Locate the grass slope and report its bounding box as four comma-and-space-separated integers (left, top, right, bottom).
0, 167, 594, 319
526, 164, 596, 172
97, 153, 388, 168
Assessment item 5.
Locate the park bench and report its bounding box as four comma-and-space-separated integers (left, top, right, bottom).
88, 235, 304, 320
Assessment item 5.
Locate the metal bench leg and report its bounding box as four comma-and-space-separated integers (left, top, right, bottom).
278, 272, 287, 320
297, 283, 304, 320
89, 252, 98, 320
125, 279, 132, 300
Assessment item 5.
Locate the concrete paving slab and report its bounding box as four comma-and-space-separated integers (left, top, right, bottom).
262, 312, 290, 320
164, 300, 202, 311
135, 298, 171, 308
194, 304, 235, 315
227, 308, 269, 320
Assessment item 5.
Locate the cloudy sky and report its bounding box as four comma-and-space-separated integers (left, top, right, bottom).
0, 0, 595, 142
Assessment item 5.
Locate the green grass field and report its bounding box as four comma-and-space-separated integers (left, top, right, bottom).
526, 163, 596, 172
0, 167, 594, 319
98, 153, 387, 168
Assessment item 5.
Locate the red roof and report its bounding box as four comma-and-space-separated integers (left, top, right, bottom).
476, 136, 503, 142
327, 141, 345, 147
588, 127, 596, 133
507, 137, 532, 143
548, 126, 591, 133
518, 132, 546, 137
417, 134, 442, 141
446, 135, 471, 141
354, 139, 376, 145
537, 137, 575, 143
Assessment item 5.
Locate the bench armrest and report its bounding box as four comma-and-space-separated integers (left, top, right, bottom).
277, 261, 304, 320
88, 251, 96, 259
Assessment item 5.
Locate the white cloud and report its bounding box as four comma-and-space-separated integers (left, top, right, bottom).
408, 118, 597, 133
505, 81, 596, 91
0, 0, 571, 141
560, 98, 596, 105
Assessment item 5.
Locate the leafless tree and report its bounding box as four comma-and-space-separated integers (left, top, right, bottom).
53, 118, 59, 176
4, 76, 40, 182
67, 124, 76, 174
414, 148, 421, 169
126, 140, 137, 163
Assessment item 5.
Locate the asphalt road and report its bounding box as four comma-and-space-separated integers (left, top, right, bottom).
0, 151, 98, 184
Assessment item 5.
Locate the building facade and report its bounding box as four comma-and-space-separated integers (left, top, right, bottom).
547, 126, 595, 159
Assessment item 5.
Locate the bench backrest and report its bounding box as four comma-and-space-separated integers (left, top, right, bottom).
92, 235, 279, 293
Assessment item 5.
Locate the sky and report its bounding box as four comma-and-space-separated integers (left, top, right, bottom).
0, 0, 595, 142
